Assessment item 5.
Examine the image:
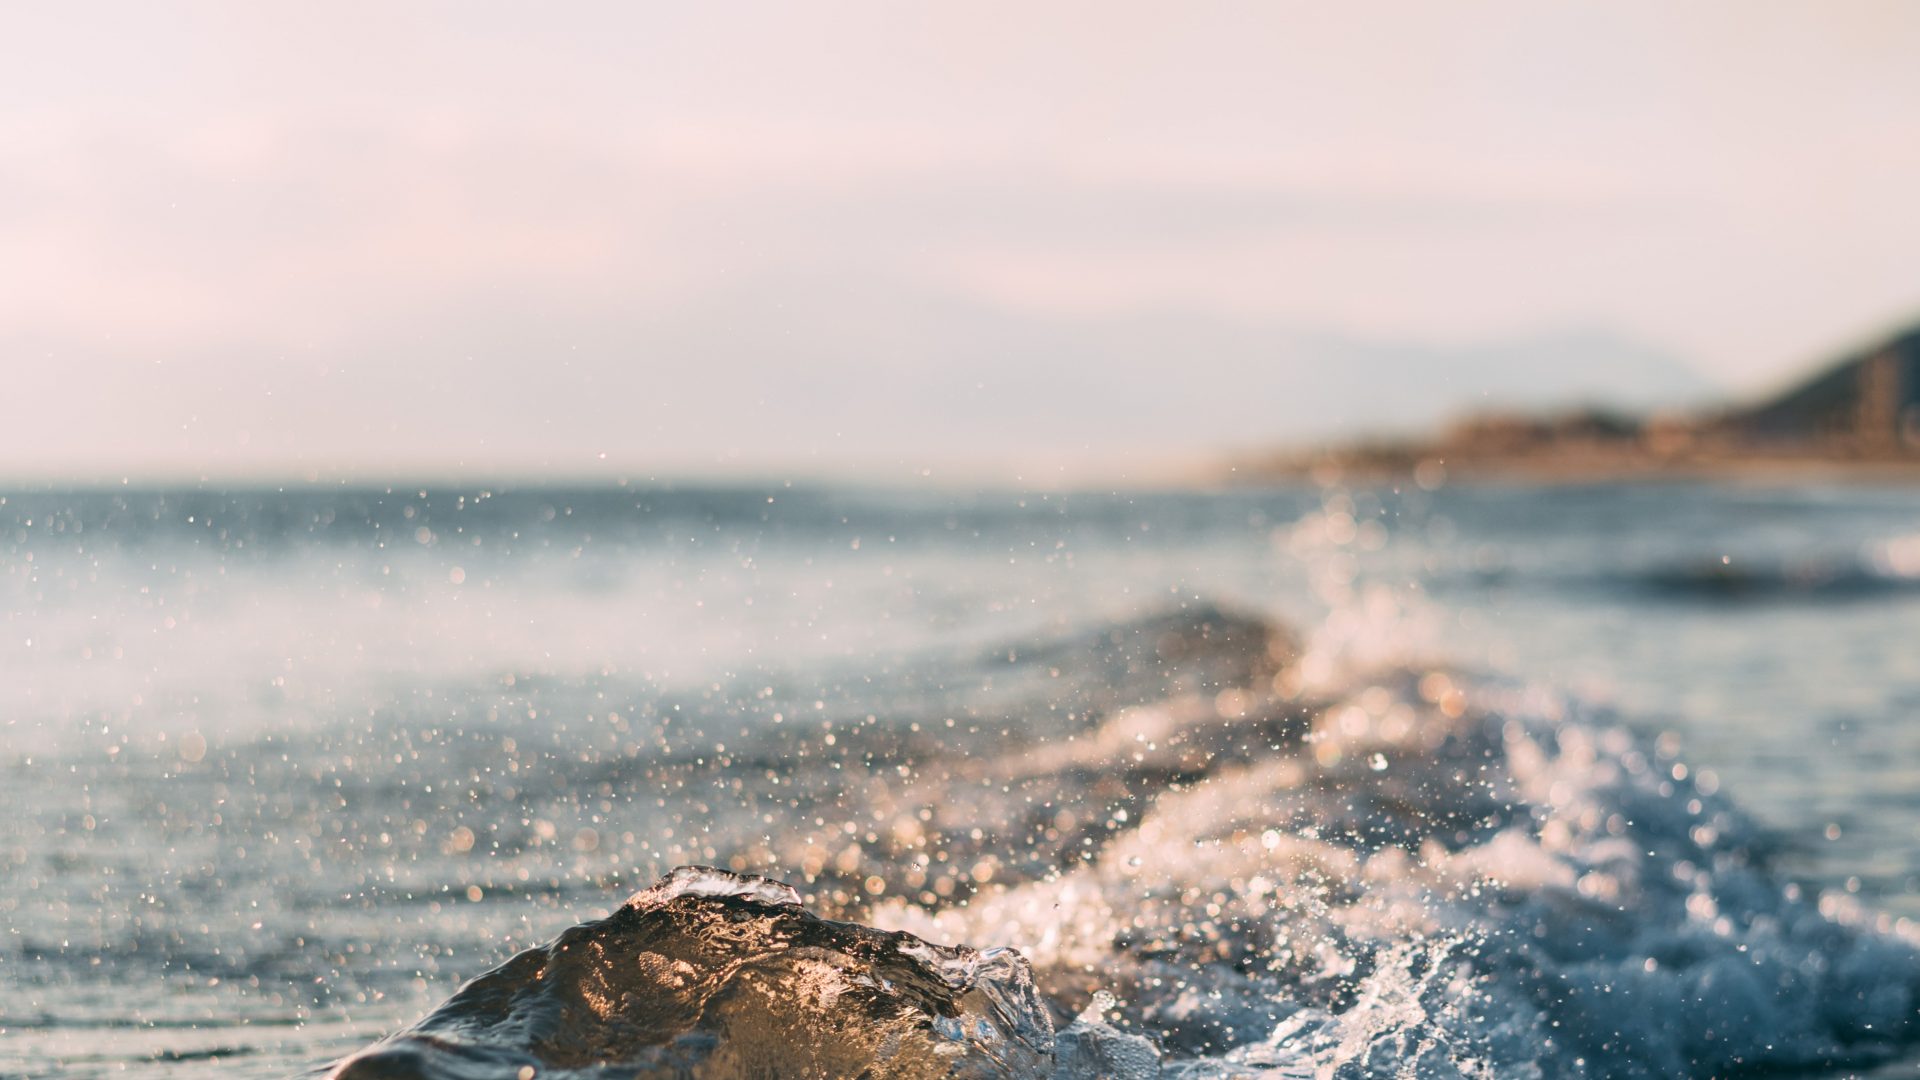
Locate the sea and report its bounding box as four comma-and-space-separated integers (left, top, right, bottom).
3, 480, 1920, 1078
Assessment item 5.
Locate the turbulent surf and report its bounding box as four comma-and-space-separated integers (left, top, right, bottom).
329, 606, 1920, 1078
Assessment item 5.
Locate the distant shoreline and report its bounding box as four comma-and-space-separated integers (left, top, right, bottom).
1236, 322, 1920, 489
1231, 446, 1920, 487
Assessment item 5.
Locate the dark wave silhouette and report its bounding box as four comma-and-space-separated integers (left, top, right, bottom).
1619, 557, 1920, 603
327, 867, 1065, 1079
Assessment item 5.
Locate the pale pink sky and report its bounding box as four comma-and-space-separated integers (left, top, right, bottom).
5, 2, 1920, 481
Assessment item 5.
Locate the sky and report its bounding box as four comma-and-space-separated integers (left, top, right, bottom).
4, 2, 1920, 482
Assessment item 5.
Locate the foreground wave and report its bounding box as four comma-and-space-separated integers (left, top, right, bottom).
328, 607, 1920, 1078
328, 866, 1075, 1079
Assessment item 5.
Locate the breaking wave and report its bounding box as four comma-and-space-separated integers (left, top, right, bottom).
326, 607, 1920, 1078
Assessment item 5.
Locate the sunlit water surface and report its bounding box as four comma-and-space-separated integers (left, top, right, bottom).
3, 482, 1919, 1077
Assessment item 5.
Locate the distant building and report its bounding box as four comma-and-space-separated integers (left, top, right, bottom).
1724, 326, 1920, 450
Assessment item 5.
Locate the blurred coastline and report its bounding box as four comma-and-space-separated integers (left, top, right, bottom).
1237, 320, 1920, 486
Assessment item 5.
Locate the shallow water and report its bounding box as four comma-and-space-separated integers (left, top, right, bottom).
2, 481, 1919, 1077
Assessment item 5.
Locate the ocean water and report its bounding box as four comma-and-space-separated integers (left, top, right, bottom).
3, 481, 1920, 1077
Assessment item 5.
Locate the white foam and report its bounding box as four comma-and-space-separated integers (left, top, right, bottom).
876, 673, 1920, 1076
